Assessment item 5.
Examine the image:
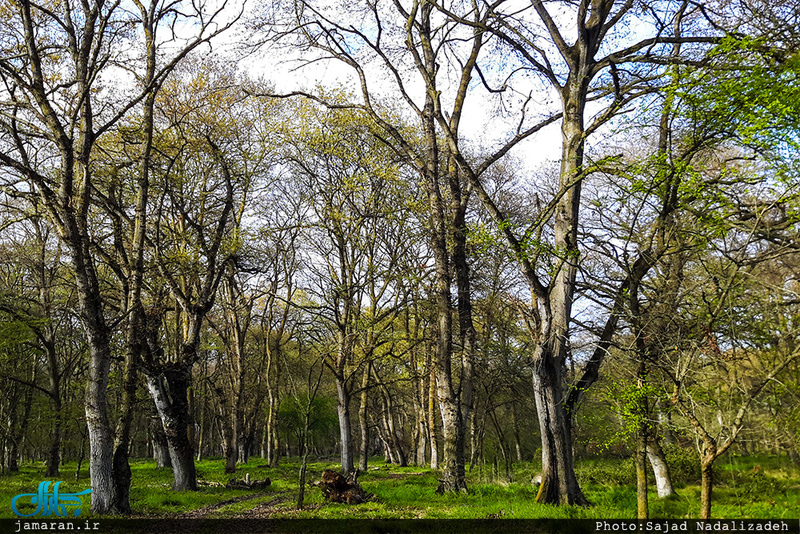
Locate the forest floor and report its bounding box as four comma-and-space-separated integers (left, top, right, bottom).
1, 454, 799, 520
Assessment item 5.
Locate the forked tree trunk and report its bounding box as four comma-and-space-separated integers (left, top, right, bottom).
529, 84, 589, 505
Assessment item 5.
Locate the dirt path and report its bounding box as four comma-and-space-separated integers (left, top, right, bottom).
172, 491, 289, 519
233, 494, 292, 518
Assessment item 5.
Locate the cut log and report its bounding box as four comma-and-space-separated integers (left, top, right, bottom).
226, 476, 271, 490
312, 469, 373, 504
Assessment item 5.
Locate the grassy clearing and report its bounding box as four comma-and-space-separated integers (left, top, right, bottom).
0, 455, 798, 519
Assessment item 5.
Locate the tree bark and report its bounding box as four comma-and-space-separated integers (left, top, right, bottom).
419, 58, 465, 491
511, 404, 523, 462
223, 416, 238, 474
450, 157, 476, 476
381, 390, 407, 467
46, 397, 63, 477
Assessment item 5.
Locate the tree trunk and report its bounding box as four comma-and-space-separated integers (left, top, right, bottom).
417, 52, 465, 490
335, 377, 354, 475
451, 168, 476, 476
266, 345, 281, 467
436, 392, 466, 493
416, 416, 427, 467
430, 235, 465, 492
268, 407, 280, 468
700, 454, 715, 520
224, 420, 238, 474
84, 326, 119, 513
469, 407, 481, 468
5, 386, 26, 473
636, 430, 649, 519
146, 370, 197, 491
196, 396, 206, 462
428, 364, 439, 470
382, 395, 407, 467
532, 345, 588, 505
297, 413, 311, 510
238, 430, 250, 464
43, 337, 62, 478
112, 350, 138, 514
530, 88, 589, 505
647, 440, 675, 498
511, 404, 523, 462
46, 398, 63, 477
358, 365, 370, 471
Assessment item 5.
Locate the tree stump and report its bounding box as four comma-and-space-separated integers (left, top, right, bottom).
313, 469, 373, 504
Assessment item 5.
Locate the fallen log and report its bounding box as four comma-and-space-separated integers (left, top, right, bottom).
311, 469, 373, 504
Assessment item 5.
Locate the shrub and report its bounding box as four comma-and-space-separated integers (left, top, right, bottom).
576, 458, 636, 486
663, 444, 701, 484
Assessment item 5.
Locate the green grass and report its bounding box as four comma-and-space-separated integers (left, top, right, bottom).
0, 455, 798, 519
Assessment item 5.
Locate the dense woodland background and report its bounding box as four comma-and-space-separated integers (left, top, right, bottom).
0, 0, 799, 521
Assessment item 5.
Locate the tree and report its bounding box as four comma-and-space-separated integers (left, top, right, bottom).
650, 225, 800, 518
140, 62, 268, 490
254, 201, 304, 468
0, 209, 84, 477
259, 0, 724, 501
209, 270, 257, 473
260, 0, 495, 491
277, 98, 417, 474
0, 0, 239, 512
